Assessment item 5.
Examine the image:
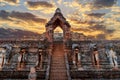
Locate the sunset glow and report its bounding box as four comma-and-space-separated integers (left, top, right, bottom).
0, 0, 120, 40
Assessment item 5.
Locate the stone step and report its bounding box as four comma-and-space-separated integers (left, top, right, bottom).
50, 78, 68, 80
52, 59, 65, 61
52, 61, 65, 65
51, 64, 65, 66
49, 43, 68, 80
52, 58, 64, 60
51, 67, 66, 69
51, 70, 67, 73
51, 57, 63, 58
51, 69, 67, 71
50, 74, 67, 77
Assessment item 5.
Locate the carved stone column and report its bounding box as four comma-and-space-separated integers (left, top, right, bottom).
17, 48, 27, 70
36, 49, 43, 69
72, 48, 82, 69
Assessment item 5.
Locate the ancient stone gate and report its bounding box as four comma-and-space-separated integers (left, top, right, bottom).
45, 8, 71, 43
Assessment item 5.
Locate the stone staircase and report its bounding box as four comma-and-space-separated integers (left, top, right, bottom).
50, 43, 68, 80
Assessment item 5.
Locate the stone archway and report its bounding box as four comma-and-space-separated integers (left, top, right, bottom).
45, 8, 71, 43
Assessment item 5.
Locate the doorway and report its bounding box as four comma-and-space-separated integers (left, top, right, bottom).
53, 26, 63, 41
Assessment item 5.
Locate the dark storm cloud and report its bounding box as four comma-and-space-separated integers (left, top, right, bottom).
0, 10, 9, 19
71, 27, 92, 32
26, 1, 54, 8
3, 0, 18, 3
10, 11, 46, 23
90, 24, 106, 31
0, 10, 47, 23
70, 18, 103, 25
87, 13, 105, 18
90, 24, 115, 34
2, 0, 19, 5
96, 34, 105, 39
105, 29, 115, 34
70, 18, 87, 24
93, 0, 117, 9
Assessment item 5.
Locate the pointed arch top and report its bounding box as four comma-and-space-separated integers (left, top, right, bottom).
45, 8, 71, 42
45, 8, 71, 30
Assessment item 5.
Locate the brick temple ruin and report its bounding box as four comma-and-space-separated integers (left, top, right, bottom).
0, 8, 120, 80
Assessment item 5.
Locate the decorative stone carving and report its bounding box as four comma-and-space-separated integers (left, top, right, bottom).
17, 47, 28, 70
91, 45, 100, 69
36, 48, 43, 69
0, 47, 6, 70
72, 44, 82, 70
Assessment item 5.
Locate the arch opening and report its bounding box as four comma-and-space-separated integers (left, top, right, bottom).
53, 26, 63, 41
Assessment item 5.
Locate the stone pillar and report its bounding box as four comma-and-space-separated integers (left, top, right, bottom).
63, 25, 71, 43
72, 48, 82, 69
17, 54, 25, 70
0, 54, 4, 70
17, 48, 27, 70
50, 26, 53, 42
36, 49, 43, 69
46, 25, 53, 43
48, 48, 52, 55
92, 50, 100, 69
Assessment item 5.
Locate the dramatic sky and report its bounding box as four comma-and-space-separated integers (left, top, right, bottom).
0, 0, 120, 40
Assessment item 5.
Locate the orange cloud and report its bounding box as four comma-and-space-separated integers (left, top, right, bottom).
0, 10, 47, 34
1, 0, 19, 6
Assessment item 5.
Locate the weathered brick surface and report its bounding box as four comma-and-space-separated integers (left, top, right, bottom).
50, 43, 68, 80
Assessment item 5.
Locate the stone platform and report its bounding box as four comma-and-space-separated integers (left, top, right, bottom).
0, 70, 45, 79
70, 70, 120, 79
